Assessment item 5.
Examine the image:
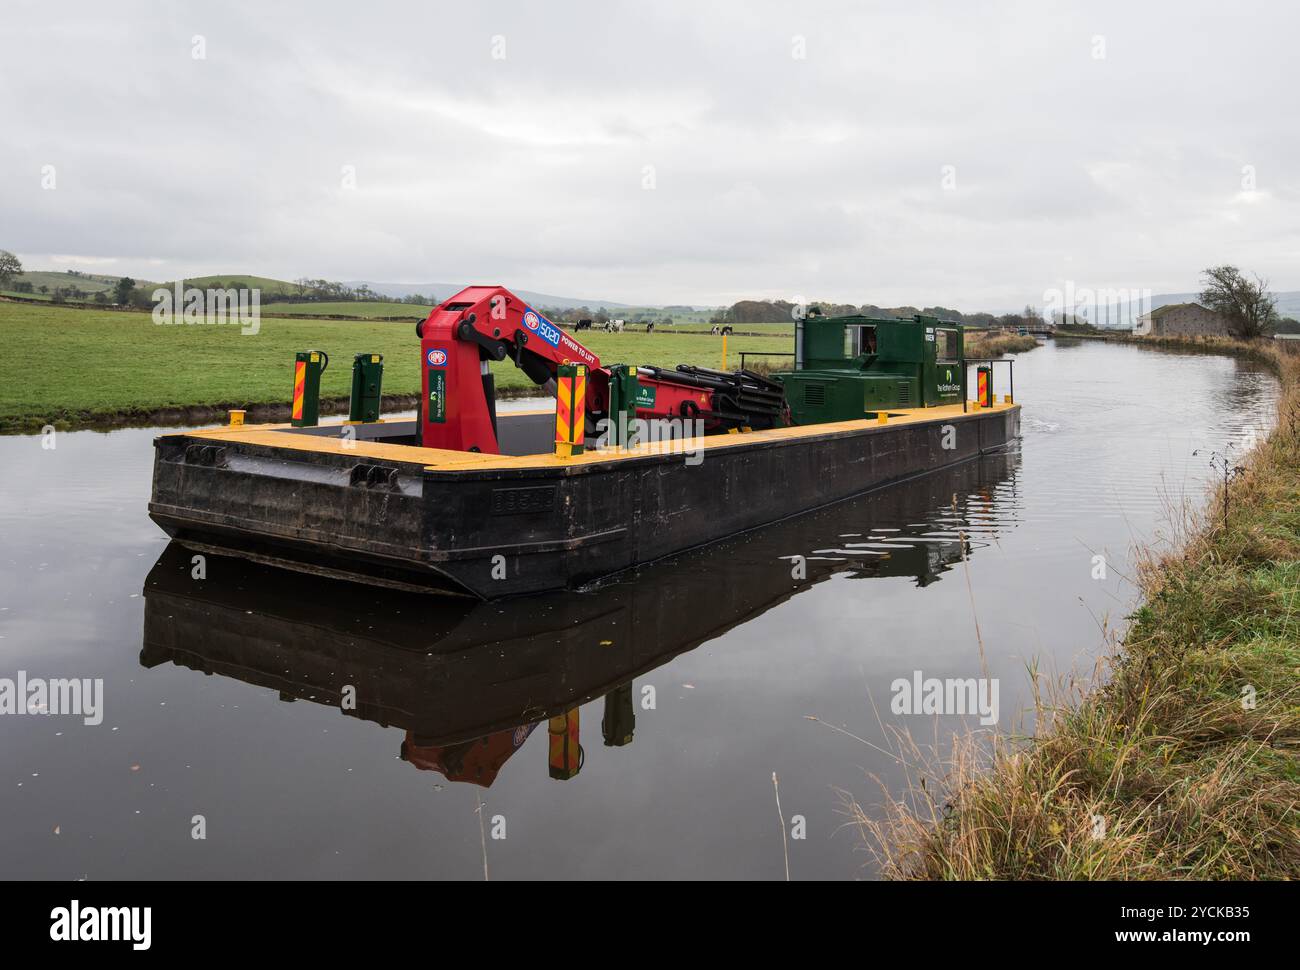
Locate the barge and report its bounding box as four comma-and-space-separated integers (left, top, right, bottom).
141, 449, 1020, 782
148, 285, 1020, 598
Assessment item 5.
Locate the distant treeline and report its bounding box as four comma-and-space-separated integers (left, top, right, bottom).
536, 306, 681, 327
76, 277, 437, 311
277, 279, 433, 305
6, 280, 114, 304
709, 299, 1041, 328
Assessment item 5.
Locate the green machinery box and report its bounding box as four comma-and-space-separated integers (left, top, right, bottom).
776, 312, 965, 424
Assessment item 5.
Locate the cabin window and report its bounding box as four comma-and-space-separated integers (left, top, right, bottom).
844, 325, 877, 358
935, 329, 959, 362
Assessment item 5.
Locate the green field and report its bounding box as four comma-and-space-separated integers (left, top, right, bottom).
713, 321, 795, 333
259, 301, 728, 323
250, 304, 789, 330
0, 302, 793, 431
2, 289, 56, 301
615, 307, 717, 326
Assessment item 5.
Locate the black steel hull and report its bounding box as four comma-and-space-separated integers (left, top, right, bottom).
148, 406, 1020, 599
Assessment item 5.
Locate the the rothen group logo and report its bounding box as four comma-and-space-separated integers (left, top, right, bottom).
523, 310, 541, 331
426, 349, 448, 366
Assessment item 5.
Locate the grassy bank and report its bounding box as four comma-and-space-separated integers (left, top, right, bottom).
854, 338, 1300, 879
0, 302, 791, 432
965, 332, 1039, 357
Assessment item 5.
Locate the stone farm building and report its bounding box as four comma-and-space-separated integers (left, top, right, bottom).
1133, 302, 1230, 337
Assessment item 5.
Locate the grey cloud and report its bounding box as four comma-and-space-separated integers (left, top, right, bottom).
1, 0, 1297, 309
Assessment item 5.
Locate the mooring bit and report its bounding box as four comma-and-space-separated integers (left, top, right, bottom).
554, 362, 587, 458
291, 350, 328, 427
347, 353, 384, 424
976, 364, 993, 409
228, 409, 246, 427
602, 684, 635, 747
548, 708, 582, 780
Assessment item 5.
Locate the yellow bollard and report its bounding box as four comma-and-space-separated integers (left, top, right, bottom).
554, 363, 587, 459
1004, 394, 1014, 404
548, 709, 582, 780
877, 412, 888, 425
720, 332, 728, 371
229, 409, 246, 427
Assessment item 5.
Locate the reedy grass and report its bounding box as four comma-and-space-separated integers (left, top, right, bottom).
964, 333, 1040, 357
848, 340, 1300, 880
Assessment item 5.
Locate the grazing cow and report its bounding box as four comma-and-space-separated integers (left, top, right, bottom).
604, 319, 625, 333
646, 321, 655, 334
721, 325, 733, 336
575, 319, 592, 331
710, 325, 720, 335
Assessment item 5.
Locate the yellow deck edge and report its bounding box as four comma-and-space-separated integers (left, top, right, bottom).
162, 401, 1019, 472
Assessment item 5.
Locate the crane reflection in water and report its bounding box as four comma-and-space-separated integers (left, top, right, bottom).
140, 450, 1019, 789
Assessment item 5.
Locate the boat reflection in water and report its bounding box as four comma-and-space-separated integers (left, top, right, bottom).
140, 450, 1020, 789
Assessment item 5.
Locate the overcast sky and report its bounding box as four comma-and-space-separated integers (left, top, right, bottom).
2, 0, 1297, 309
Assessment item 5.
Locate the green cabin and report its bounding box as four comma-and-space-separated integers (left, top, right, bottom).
775, 311, 964, 424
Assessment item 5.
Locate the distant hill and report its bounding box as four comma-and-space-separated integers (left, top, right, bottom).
13, 268, 1297, 323
3, 269, 648, 312
162, 274, 305, 297
9, 270, 157, 294
6, 270, 290, 298
1038, 290, 1300, 328
109, 273, 641, 310
345, 280, 634, 311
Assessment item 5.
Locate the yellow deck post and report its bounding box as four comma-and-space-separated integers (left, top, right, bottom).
554, 363, 587, 459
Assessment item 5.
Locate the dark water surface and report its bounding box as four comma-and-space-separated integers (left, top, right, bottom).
0, 341, 1279, 879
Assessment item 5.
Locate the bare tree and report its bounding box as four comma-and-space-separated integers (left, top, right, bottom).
1199, 265, 1277, 339
0, 249, 22, 290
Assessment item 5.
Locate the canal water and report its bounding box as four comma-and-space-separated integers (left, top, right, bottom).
0, 341, 1279, 879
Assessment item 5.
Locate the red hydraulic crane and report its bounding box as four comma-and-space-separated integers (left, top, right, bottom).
417, 285, 787, 454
